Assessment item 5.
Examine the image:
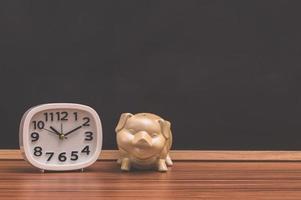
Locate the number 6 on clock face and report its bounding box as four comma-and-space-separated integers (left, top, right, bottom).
19, 103, 103, 171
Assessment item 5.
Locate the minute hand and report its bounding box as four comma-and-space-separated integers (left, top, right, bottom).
64, 125, 82, 136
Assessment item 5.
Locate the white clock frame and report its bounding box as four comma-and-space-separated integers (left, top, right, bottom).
19, 103, 102, 171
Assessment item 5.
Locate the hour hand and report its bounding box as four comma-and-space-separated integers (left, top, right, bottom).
43, 127, 59, 136
50, 126, 61, 135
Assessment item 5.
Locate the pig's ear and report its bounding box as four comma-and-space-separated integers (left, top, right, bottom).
158, 119, 171, 139
115, 113, 133, 132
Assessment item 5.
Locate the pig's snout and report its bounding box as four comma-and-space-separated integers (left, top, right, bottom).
132, 131, 152, 147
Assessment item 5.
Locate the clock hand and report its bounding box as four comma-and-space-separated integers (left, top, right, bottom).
50, 126, 66, 140
43, 128, 60, 136
43, 127, 67, 139
64, 125, 82, 136
50, 126, 61, 134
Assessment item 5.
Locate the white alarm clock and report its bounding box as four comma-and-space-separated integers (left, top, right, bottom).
19, 103, 102, 172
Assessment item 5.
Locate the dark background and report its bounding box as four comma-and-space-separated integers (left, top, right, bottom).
1, 0, 301, 150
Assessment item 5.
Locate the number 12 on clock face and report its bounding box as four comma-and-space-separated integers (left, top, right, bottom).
19, 103, 103, 171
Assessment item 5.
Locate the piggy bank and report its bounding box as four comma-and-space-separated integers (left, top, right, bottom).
115, 113, 173, 172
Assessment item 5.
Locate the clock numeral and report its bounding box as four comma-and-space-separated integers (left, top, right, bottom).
73, 112, 78, 121
33, 121, 45, 130
44, 112, 54, 121
58, 111, 68, 121
83, 117, 90, 126
84, 132, 93, 141
58, 152, 67, 162
44, 112, 69, 121
81, 145, 90, 155
71, 151, 79, 161
46, 152, 54, 161
31, 132, 39, 142
55, 112, 60, 121
33, 146, 42, 157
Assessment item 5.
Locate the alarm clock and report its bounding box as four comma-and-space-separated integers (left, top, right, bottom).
19, 103, 102, 172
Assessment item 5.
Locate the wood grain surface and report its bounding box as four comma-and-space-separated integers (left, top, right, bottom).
4, 149, 301, 160
1, 159, 301, 199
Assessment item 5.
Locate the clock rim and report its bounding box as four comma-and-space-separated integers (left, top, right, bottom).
19, 103, 102, 171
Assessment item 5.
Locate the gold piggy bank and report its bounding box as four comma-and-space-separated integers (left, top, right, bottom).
115, 113, 173, 172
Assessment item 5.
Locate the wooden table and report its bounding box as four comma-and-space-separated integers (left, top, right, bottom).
1, 158, 301, 199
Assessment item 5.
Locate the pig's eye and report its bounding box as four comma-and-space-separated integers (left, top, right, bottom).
128, 129, 135, 134
151, 133, 158, 137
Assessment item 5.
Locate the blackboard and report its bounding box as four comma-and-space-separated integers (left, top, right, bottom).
1, 0, 301, 150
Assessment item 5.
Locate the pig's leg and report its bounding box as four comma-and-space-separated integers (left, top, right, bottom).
158, 159, 168, 172
117, 149, 128, 165
121, 158, 131, 171
165, 154, 173, 166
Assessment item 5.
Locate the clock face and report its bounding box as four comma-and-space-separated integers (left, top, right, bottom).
20, 104, 102, 171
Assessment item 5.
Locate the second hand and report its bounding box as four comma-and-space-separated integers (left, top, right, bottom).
43, 127, 67, 139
